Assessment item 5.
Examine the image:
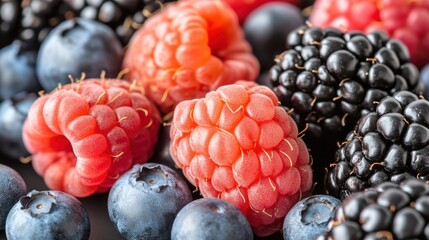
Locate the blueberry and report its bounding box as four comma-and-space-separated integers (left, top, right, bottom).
5, 190, 90, 240
171, 198, 253, 240
0, 164, 26, 230
420, 64, 429, 99
36, 18, 124, 92
0, 92, 37, 159
0, 41, 41, 101
108, 163, 192, 240
283, 195, 341, 240
244, 2, 305, 72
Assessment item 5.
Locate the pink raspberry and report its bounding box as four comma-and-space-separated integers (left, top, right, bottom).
22, 79, 161, 197
169, 82, 313, 236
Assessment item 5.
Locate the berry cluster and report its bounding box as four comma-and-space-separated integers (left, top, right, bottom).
23, 79, 161, 197
327, 91, 429, 200
169, 82, 312, 236
1, 0, 429, 239
123, 0, 259, 113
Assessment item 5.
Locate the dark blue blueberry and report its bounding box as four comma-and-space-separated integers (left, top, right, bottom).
283, 195, 341, 240
171, 198, 253, 240
36, 18, 123, 92
5, 190, 90, 240
0, 164, 26, 230
0, 92, 37, 159
108, 163, 192, 240
0, 41, 41, 101
244, 2, 304, 72
420, 64, 429, 99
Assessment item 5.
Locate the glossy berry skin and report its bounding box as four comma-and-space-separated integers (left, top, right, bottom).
0, 164, 26, 230
123, 0, 259, 114
244, 2, 305, 72
327, 91, 429, 200
108, 163, 192, 240
320, 180, 429, 240
6, 190, 90, 240
283, 195, 341, 240
224, 0, 300, 24
22, 79, 161, 197
170, 82, 312, 236
310, 0, 429, 68
269, 26, 424, 193
0, 92, 37, 159
421, 64, 429, 99
17, 0, 77, 49
0, 41, 41, 101
36, 18, 123, 92
171, 198, 253, 240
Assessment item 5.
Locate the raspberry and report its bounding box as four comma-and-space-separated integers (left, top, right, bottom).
169, 82, 313, 236
123, 0, 259, 114
22, 79, 161, 197
310, 0, 429, 68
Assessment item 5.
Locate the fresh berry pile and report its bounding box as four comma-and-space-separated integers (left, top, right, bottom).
269, 25, 424, 192
1, 0, 429, 239
310, 0, 429, 68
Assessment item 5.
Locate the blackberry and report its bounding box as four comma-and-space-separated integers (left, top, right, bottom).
0, 0, 21, 48
67, 0, 177, 45
19, 0, 76, 49
319, 179, 429, 240
326, 91, 429, 200
269, 26, 424, 192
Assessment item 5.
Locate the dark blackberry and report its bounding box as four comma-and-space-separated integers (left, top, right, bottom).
326, 91, 429, 200
319, 179, 429, 240
0, 0, 21, 48
269, 26, 424, 192
67, 0, 177, 45
19, 0, 76, 49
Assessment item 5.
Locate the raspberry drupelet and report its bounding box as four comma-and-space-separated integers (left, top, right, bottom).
169, 82, 313, 236
22, 79, 161, 197
123, 0, 260, 114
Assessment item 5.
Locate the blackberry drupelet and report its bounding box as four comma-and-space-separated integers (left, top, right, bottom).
319, 179, 429, 240
19, 0, 76, 49
67, 0, 177, 45
269, 26, 424, 192
326, 91, 429, 200
0, 0, 21, 48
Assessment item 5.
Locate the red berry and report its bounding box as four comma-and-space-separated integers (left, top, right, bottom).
310, 0, 429, 68
22, 79, 161, 197
123, 0, 259, 114
169, 82, 313, 236
224, 0, 301, 24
